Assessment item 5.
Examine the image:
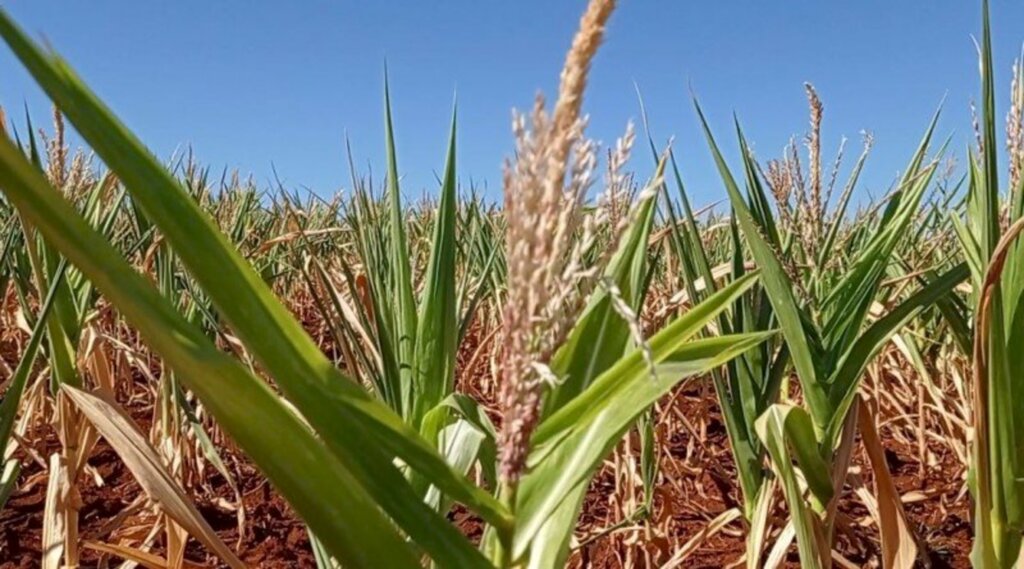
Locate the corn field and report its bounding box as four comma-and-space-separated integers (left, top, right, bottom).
0, 0, 1023, 567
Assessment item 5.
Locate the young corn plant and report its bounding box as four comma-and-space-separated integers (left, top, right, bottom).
311, 97, 505, 521
655, 143, 789, 565
0, 1, 772, 566
635, 93, 785, 564
696, 98, 968, 567
953, 1, 1024, 566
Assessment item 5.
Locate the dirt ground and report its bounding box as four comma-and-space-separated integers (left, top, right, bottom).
0, 306, 972, 568
0, 381, 971, 568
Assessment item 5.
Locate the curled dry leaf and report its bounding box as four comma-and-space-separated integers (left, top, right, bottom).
858, 396, 920, 569
60, 384, 246, 569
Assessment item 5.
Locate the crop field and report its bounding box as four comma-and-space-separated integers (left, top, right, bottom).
0, 0, 1022, 567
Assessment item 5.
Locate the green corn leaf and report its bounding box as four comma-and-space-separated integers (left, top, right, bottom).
436, 393, 499, 488
413, 107, 459, 430
755, 404, 830, 569
421, 413, 486, 512
636, 91, 718, 305
501, 257, 758, 566
756, 404, 834, 507
952, 211, 986, 293
977, 0, 1000, 260
970, 3, 1024, 559
383, 73, 419, 421
516, 484, 586, 569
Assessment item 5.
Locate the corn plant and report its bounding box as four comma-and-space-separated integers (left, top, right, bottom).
952, 1, 1024, 566
654, 143, 788, 565
694, 98, 968, 567
300, 91, 502, 515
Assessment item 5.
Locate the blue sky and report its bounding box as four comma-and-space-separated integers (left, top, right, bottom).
1, 1, 1023, 206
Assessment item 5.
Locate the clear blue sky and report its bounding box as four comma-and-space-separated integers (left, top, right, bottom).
1, 2, 1023, 206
